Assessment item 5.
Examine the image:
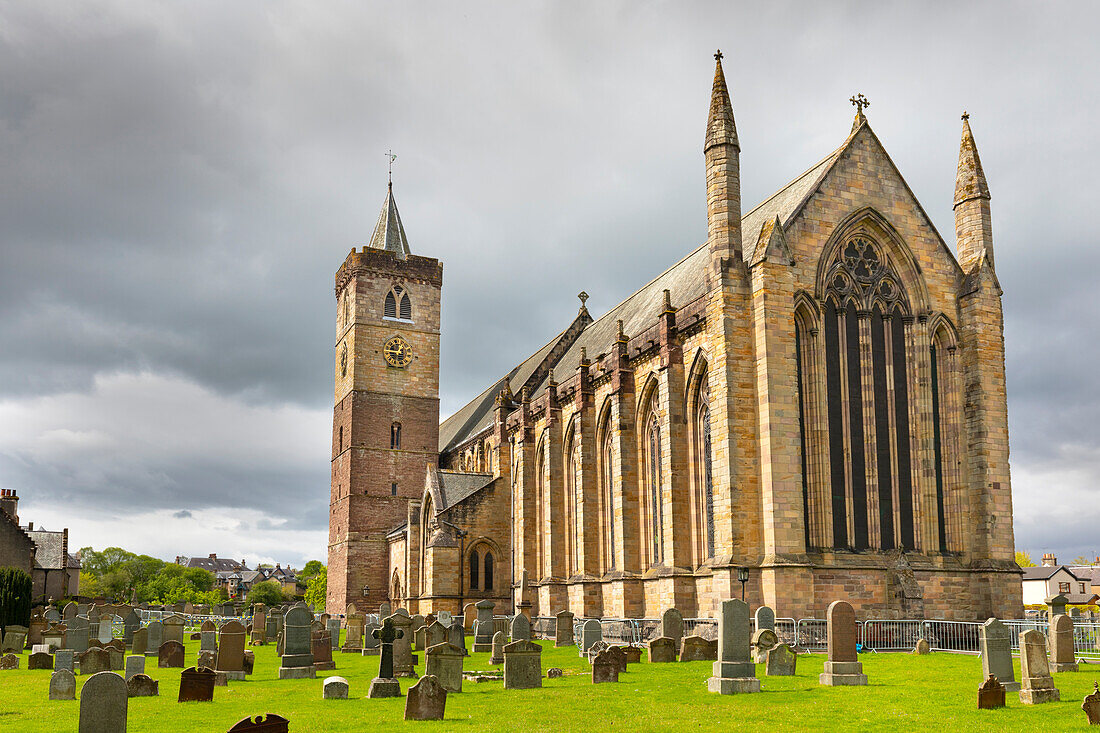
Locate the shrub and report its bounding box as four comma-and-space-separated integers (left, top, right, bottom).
0, 566, 33, 635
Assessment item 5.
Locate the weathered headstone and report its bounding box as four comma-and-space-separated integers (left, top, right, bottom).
2, 624, 28, 652
462, 602, 476, 630
680, 635, 716, 662
217, 620, 247, 680
765, 643, 797, 676
43, 623, 64, 651
592, 648, 619, 683
547, 667, 563, 678
29, 651, 54, 670
278, 606, 315, 679
404, 674, 447, 721
427, 620, 448, 648
361, 622, 380, 655
0, 652, 18, 669
448, 621, 467, 656
81, 648, 111, 676
122, 611, 140, 646
198, 649, 216, 669
707, 598, 760, 694
555, 610, 574, 647
661, 608, 684, 649
1018, 629, 1059, 704
162, 615, 185, 644
79, 671, 127, 733
379, 602, 392, 619
913, 639, 931, 655
489, 630, 506, 665
473, 600, 494, 652
64, 601, 78, 621
200, 627, 217, 654
323, 675, 348, 699
50, 668, 77, 700
124, 655, 144, 681
977, 673, 1006, 710
389, 613, 415, 677
45, 605, 61, 623
580, 618, 602, 655
621, 645, 643, 664
425, 642, 464, 692
503, 639, 542, 689
251, 605, 267, 645
312, 630, 335, 671
178, 666, 216, 702
243, 649, 255, 675
1050, 614, 1078, 672
144, 621, 163, 657
754, 605, 776, 633
126, 673, 159, 698
1083, 681, 1100, 725
979, 618, 1018, 691
343, 612, 364, 651
98, 614, 117, 644
605, 645, 628, 673
648, 636, 677, 663
1046, 593, 1069, 620
158, 641, 184, 668
367, 618, 403, 698
131, 628, 147, 656
818, 600, 866, 686
413, 618, 427, 652
56, 648, 75, 673
326, 618, 341, 650
751, 628, 779, 664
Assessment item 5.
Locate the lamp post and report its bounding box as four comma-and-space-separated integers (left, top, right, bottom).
737, 567, 749, 602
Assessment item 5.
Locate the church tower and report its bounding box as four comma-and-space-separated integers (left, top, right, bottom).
327, 181, 443, 614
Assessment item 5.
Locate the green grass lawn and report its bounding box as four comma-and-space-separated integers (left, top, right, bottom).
1, 636, 1097, 731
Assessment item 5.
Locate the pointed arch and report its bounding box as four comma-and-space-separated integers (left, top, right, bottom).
596, 397, 616, 571
534, 431, 548, 579
563, 417, 581, 577
384, 282, 414, 322
637, 374, 663, 566
794, 296, 829, 550
928, 314, 961, 553
686, 351, 714, 565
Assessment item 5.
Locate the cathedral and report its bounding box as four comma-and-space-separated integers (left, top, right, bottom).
327, 55, 1023, 622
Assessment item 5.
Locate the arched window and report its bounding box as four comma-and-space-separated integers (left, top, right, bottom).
483, 551, 494, 590
384, 291, 397, 319
644, 405, 664, 565
469, 548, 480, 590
342, 290, 350, 327
535, 437, 546, 577
384, 284, 413, 321
565, 430, 581, 575
391, 422, 401, 450
391, 570, 402, 604
695, 375, 715, 561
599, 414, 615, 570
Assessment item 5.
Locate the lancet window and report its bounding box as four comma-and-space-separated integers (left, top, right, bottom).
384, 284, 412, 321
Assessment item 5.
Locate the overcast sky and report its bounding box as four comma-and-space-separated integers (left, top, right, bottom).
1, 1, 1097, 570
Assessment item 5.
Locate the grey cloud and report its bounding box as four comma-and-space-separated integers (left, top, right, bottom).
172, 510, 192, 519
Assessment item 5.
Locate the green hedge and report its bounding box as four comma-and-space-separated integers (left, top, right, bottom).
0, 566, 33, 635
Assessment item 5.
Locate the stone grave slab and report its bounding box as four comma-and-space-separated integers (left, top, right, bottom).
404, 674, 447, 721
126, 673, 159, 698
29, 651, 54, 670
503, 639, 542, 690
323, 676, 348, 699
158, 640, 185, 668
50, 668, 76, 700
278, 606, 315, 679
648, 636, 677, 663
765, 644, 796, 676
178, 666, 216, 702
425, 642, 464, 692
79, 671, 127, 733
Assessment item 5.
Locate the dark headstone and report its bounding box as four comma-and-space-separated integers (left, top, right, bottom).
228, 714, 290, 732
404, 674, 447, 721
127, 673, 160, 698
648, 636, 676, 663
179, 666, 217, 702
592, 649, 619, 683
80, 648, 111, 676
0, 653, 19, 669
547, 667, 564, 679
312, 630, 335, 671
1083, 681, 1100, 725
367, 617, 403, 698
217, 620, 247, 677
158, 640, 185, 668
978, 673, 1006, 710
29, 651, 54, 670
243, 650, 255, 675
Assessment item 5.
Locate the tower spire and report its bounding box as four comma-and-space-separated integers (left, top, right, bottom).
953, 112, 994, 272
704, 50, 742, 283
367, 181, 411, 260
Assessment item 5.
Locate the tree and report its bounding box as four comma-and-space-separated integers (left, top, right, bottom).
1016, 551, 1036, 568
79, 571, 103, 598
300, 560, 325, 580
304, 567, 327, 612
1070, 556, 1092, 566
246, 581, 287, 607
0, 567, 33, 634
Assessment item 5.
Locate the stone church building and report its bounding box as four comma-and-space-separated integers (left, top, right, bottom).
327, 55, 1022, 621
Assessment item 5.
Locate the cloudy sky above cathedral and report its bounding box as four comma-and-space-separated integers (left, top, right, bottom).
1, 2, 1097, 567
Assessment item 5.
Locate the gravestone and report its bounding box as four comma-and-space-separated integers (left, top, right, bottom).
29, 651, 54, 670
312, 630, 335, 671
404, 674, 447, 721
122, 611, 140, 646
489, 630, 506, 665
913, 639, 931, 655
144, 621, 163, 657
200, 626, 217, 654
158, 640, 185, 668
661, 608, 684, 650
448, 621, 468, 656
81, 648, 111, 675
278, 606, 315, 679
510, 614, 531, 643
473, 600, 495, 652
580, 618, 602, 655
162, 615, 185, 644
592, 648, 619, 683
425, 642, 464, 692
819, 600, 866, 686
326, 618, 341, 650
462, 603, 476, 630
977, 673, 1006, 710
979, 618, 1018, 691
178, 666, 216, 702
367, 618, 403, 698
649, 636, 677, 663
547, 667, 563, 678
605, 645, 628, 673
765, 644, 797, 676
1050, 614, 1078, 672
217, 620, 247, 680
50, 668, 77, 700
126, 673, 159, 698
343, 613, 364, 651
131, 628, 147, 656
621, 646, 643, 664
43, 623, 64, 651
1083, 681, 1100, 725
0, 652, 17, 669
754, 605, 776, 633
2, 624, 28, 652
388, 613, 415, 677
64, 601, 78, 620
251, 605, 267, 645
412, 615, 427, 651
751, 628, 779, 664
323, 676, 349, 699
28, 614, 47, 647
707, 598, 760, 694
427, 620, 448, 648
555, 610, 574, 647
680, 635, 715, 662
98, 614, 117, 644
1046, 593, 1068, 619
361, 622, 380, 655
56, 648, 75, 673
503, 639, 542, 689
79, 671, 127, 733
106, 642, 125, 671
45, 606, 61, 623
124, 655, 145, 681
198, 650, 216, 669
1018, 629, 1059, 704
229, 714, 290, 733
379, 602, 392, 619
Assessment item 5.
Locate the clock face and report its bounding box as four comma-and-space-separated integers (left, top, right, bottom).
383, 336, 412, 368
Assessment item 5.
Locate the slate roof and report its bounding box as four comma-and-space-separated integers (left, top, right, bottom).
1021, 565, 1084, 581
26, 529, 66, 570
438, 140, 846, 454
433, 470, 496, 513
1070, 566, 1100, 585
179, 556, 249, 572
367, 183, 411, 259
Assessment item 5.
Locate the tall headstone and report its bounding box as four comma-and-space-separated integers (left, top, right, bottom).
389, 613, 415, 676
510, 614, 531, 643
503, 639, 542, 690
66, 616, 91, 654
312, 630, 335, 671
367, 618, 402, 698
1018, 629, 1059, 704
1050, 614, 1078, 673
144, 621, 162, 658
818, 600, 866, 686
79, 671, 127, 733
216, 620, 247, 680
425, 642, 464, 692
404, 674, 447, 721
251, 605, 267, 645
162, 615, 185, 644
555, 610, 574, 647
131, 628, 147, 656
579, 618, 602, 655
278, 606, 315, 679
754, 605, 776, 633
979, 618, 1018, 691
343, 613, 364, 651
50, 668, 77, 700
489, 630, 506, 665
473, 600, 495, 652
326, 618, 341, 650
56, 648, 75, 673
122, 611, 140, 646
661, 608, 684, 649
707, 598, 760, 694
448, 621, 468, 656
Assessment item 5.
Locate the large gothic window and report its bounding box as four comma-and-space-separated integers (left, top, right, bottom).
694, 376, 715, 561
566, 432, 581, 575
599, 415, 616, 571
644, 408, 664, 565
469, 548, 480, 589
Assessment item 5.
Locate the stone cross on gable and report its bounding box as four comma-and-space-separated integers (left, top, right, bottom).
850, 93, 870, 112
714, 49, 723, 61
373, 618, 403, 680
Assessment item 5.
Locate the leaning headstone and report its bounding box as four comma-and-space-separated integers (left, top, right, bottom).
448, 621, 468, 656
555, 610, 574, 647
661, 608, 684, 650
680, 635, 716, 662
79, 671, 127, 733
592, 648, 619, 683
765, 644, 797, 676
158, 641, 184, 668
56, 648, 75, 673
503, 639, 543, 689
2, 624, 28, 652
425, 642, 464, 692
510, 614, 531, 643
489, 630, 506, 665
818, 600, 866, 686
80, 648, 111, 676
144, 621, 163, 657
131, 628, 147, 656
1018, 629, 1059, 704
367, 618, 403, 698
980, 618, 1018, 691
64, 601, 78, 621
278, 606, 315, 679
389, 613, 415, 677
648, 636, 677, 663
29, 651, 54, 670
404, 674, 447, 721
0, 652, 18, 669
1083, 681, 1100, 725
977, 673, 1006, 710
178, 666, 216, 702
473, 600, 494, 652
707, 598, 760, 694
50, 668, 77, 700
751, 628, 779, 664
579, 619, 602, 655
126, 673, 159, 698
426, 620, 448, 648
323, 676, 349, 699
217, 620, 247, 680
462, 603, 476, 630
124, 656, 144, 681
754, 605, 776, 633
913, 639, 931, 655
1050, 614, 1078, 672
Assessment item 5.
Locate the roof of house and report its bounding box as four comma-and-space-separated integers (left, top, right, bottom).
26, 529, 66, 570
179, 556, 249, 573
1021, 565, 1084, 582
1068, 566, 1100, 585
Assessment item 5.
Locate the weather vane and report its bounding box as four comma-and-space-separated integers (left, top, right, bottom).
386, 149, 397, 183
850, 93, 870, 113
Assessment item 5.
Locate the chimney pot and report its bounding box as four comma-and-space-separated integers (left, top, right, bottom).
209, 553, 217, 560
